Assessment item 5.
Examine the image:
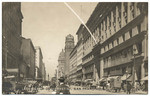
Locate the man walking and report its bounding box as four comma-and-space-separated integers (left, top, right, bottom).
56, 77, 70, 94
127, 81, 132, 94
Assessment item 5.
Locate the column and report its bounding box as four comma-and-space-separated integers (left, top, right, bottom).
82, 67, 85, 81
121, 2, 125, 27
116, 6, 119, 32
93, 64, 96, 80
111, 11, 115, 35
127, 2, 131, 23
141, 62, 145, 79
100, 58, 104, 79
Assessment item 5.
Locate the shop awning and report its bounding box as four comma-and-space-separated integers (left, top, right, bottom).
4, 75, 15, 79
121, 74, 131, 81
141, 76, 148, 81
6, 68, 18, 73
28, 81, 37, 84
107, 76, 119, 81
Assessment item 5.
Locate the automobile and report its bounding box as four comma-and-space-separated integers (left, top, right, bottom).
43, 81, 50, 90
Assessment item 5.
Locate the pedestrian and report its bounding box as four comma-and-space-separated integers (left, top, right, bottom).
56, 77, 70, 94
51, 83, 56, 91
106, 82, 110, 91
121, 82, 124, 91
127, 81, 132, 94
102, 82, 105, 90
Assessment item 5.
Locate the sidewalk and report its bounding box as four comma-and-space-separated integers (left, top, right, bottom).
69, 85, 148, 95
134, 90, 148, 94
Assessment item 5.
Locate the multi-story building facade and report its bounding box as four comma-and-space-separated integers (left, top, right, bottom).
35, 46, 44, 80
69, 45, 77, 81
41, 62, 46, 81
76, 24, 84, 81
64, 34, 75, 77
2, 2, 23, 81
82, 18, 99, 81
58, 49, 65, 78
83, 2, 148, 82
21, 38, 36, 79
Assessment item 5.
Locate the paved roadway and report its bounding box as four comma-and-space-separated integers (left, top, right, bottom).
36, 88, 147, 95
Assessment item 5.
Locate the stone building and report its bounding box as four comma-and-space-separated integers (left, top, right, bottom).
41, 62, 46, 81
57, 49, 65, 78
76, 24, 84, 81
21, 38, 36, 79
82, 2, 148, 82
2, 2, 23, 81
64, 34, 75, 77
69, 45, 77, 81
35, 46, 44, 80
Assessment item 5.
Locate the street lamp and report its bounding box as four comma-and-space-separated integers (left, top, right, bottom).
126, 70, 128, 94
132, 47, 136, 92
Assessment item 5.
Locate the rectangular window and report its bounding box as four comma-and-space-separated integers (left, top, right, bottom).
137, 24, 141, 33
112, 41, 114, 48
129, 30, 132, 37
117, 38, 119, 45
137, 42, 142, 54
122, 34, 125, 41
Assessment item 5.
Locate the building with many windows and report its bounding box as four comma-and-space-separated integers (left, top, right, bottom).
35, 46, 43, 79
57, 49, 65, 78
76, 24, 84, 81
84, 2, 148, 82
21, 38, 36, 79
69, 45, 77, 81
2, 2, 23, 81
64, 34, 75, 77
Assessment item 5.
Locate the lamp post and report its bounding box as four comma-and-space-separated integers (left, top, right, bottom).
126, 70, 128, 94
132, 47, 136, 93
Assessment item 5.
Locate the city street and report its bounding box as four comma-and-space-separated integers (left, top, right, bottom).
2, 2, 148, 95
36, 86, 148, 95
36, 89, 147, 95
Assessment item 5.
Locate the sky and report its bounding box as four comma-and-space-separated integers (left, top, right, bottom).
21, 2, 98, 79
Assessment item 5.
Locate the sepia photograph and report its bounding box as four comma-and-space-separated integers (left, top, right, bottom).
2, 1, 148, 95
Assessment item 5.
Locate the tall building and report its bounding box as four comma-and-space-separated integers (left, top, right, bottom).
69, 45, 77, 81
2, 2, 23, 81
35, 46, 43, 80
76, 24, 84, 81
21, 38, 36, 79
58, 49, 65, 78
41, 62, 46, 81
64, 34, 75, 77
81, 2, 148, 83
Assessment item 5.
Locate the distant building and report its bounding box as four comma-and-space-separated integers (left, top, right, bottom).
64, 34, 75, 77
41, 62, 46, 81
69, 45, 77, 81
76, 24, 84, 81
35, 46, 44, 80
2, 2, 23, 81
58, 49, 65, 78
21, 38, 36, 79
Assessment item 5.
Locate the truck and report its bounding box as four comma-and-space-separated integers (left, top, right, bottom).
109, 76, 121, 92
